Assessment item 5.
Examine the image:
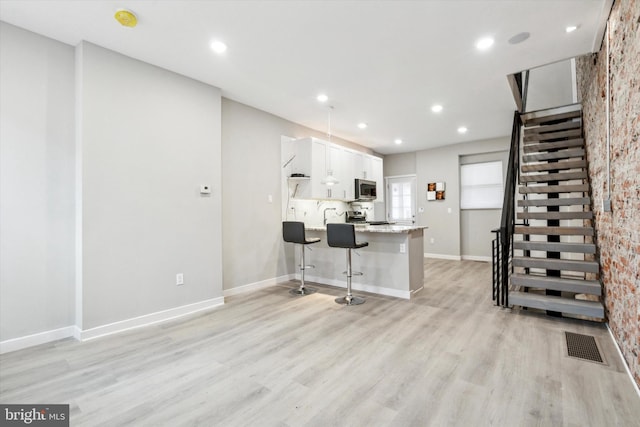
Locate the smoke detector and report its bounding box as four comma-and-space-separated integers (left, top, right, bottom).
114, 9, 138, 27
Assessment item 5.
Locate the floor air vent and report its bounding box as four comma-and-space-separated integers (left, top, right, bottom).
565, 331, 604, 364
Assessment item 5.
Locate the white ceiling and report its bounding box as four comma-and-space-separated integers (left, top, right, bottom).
0, 0, 610, 154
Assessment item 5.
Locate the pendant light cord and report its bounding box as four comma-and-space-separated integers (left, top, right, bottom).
327, 106, 333, 141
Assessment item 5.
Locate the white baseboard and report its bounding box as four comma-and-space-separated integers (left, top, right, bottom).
223, 274, 294, 298
0, 326, 76, 354
606, 324, 640, 399
461, 255, 492, 262
79, 297, 224, 341
424, 253, 462, 261
303, 274, 411, 300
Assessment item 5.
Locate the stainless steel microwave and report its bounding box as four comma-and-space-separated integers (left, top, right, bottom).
355, 179, 377, 201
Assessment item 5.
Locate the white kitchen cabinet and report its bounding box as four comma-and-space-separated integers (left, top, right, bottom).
370, 155, 384, 202
286, 137, 383, 202
342, 149, 356, 200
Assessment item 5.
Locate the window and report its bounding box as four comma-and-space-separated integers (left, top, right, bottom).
460, 161, 503, 209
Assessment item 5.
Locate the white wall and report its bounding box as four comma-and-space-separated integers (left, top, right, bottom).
415, 137, 510, 258
526, 59, 574, 111
221, 99, 365, 291
384, 152, 416, 177
77, 42, 223, 329
0, 23, 76, 341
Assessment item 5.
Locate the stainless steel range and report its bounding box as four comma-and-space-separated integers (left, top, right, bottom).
345, 210, 367, 223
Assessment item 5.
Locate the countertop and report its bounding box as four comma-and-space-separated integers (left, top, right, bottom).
305, 224, 428, 234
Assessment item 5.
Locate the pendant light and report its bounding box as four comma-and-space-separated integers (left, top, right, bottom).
321, 106, 339, 186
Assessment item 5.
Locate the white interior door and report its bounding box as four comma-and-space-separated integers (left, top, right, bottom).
386, 175, 417, 225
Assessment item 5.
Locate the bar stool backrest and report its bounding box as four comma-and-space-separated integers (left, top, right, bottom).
327, 223, 357, 248
283, 221, 305, 244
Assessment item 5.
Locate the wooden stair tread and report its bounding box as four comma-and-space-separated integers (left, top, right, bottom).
518, 197, 590, 207
511, 273, 601, 296
513, 241, 596, 254
514, 225, 594, 236
519, 184, 589, 194
508, 291, 604, 319
524, 129, 582, 142
523, 139, 584, 153
521, 104, 582, 126
524, 120, 581, 134
521, 159, 586, 172
517, 211, 593, 220
523, 148, 585, 163
513, 256, 599, 273
520, 171, 587, 183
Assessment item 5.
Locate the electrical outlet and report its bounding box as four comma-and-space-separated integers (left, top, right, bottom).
430, 238, 435, 244
399, 243, 406, 253
268, 194, 273, 203
176, 273, 184, 286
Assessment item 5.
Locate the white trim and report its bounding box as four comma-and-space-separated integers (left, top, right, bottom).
385, 174, 417, 179
606, 324, 640, 399
223, 274, 294, 297
424, 253, 461, 261
303, 274, 411, 300
79, 297, 224, 341
591, 0, 614, 52
0, 326, 76, 354
461, 255, 492, 263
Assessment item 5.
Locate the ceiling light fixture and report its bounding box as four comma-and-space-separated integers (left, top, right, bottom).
317, 94, 328, 103
210, 40, 227, 54
357, 122, 368, 129
566, 26, 578, 33
458, 126, 468, 134
394, 139, 403, 145
431, 104, 443, 113
475, 37, 494, 50
508, 32, 530, 45
114, 9, 138, 27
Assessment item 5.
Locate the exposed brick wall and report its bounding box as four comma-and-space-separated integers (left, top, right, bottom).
576, 0, 639, 388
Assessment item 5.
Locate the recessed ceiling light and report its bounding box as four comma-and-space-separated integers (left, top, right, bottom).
566, 26, 578, 33
476, 37, 494, 50
458, 126, 468, 134
431, 104, 443, 113
357, 122, 368, 129
317, 94, 328, 103
210, 40, 227, 54
394, 139, 403, 145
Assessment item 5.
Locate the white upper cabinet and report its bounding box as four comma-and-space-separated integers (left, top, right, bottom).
310, 138, 328, 199
286, 137, 383, 201
342, 149, 356, 200
370, 155, 384, 202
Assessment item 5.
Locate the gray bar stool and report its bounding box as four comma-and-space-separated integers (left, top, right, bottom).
283, 221, 320, 295
326, 223, 368, 305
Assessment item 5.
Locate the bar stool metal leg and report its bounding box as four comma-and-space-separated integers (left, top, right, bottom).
335, 248, 365, 305
290, 244, 317, 296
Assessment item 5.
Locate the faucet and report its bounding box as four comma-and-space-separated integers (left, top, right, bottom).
323, 207, 337, 225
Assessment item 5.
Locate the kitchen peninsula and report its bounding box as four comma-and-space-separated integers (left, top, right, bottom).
299, 224, 427, 299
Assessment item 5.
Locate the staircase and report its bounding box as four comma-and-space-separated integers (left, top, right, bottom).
508, 104, 604, 320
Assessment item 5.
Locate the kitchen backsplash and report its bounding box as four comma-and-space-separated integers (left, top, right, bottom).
284, 199, 376, 226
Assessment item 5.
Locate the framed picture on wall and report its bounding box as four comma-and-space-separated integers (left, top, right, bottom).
427, 182, 445, 201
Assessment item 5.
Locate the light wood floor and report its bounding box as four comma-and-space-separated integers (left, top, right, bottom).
1, 259, 639, 426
